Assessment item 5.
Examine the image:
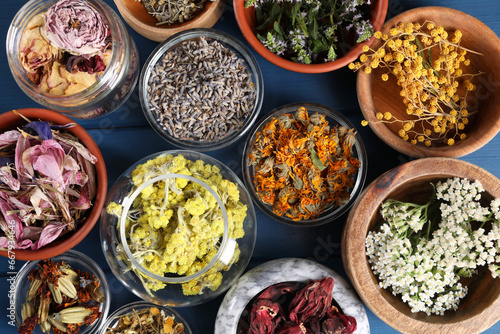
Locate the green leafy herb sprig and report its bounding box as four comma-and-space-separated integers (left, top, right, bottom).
244, 0, 374, 64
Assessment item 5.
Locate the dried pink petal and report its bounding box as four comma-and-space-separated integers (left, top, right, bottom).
23, 139, 66, 185
0, 130, 21, 148
0, 167, 20, 191
32, 222, 66, 250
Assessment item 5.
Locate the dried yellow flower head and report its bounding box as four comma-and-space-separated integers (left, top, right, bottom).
351, 20, 484, 147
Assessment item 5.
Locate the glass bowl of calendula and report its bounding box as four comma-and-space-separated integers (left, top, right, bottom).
101, 301, 192, 333
241, 102, 368, 227
100, 150, 257, 307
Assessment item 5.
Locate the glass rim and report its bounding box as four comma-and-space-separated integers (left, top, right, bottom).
138, 27, 264, 151
6, 0, 131, 109
241, 102, 368, 227
118, 172, 232, 283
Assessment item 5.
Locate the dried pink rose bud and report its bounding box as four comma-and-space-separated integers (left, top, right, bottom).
249, 299, 284, 334
44, 0, 110, 56
288, 276, 335, 324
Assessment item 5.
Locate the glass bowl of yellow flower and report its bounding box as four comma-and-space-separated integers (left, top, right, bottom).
100, 150, 257, 307
241, 102, 367, 227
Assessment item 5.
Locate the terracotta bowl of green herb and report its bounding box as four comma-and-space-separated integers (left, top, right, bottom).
354, 6, 500, 158
0, 108, 107, 261
235, 0, 388, 73
241, 103, 367, 227
114, 0, 226, 42
342, 157, 500, 333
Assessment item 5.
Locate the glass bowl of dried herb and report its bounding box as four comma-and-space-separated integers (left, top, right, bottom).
101, 301, 192, 333
353, 7, 500, 158
100, 150, 257, 307
241, 103, 367, 227
139, 28, 264, 152
14, 249, 111, 334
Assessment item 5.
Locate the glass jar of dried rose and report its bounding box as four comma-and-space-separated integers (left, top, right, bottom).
6, 0, 139, 119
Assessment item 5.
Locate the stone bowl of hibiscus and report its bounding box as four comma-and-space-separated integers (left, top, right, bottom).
0, 108, 107, 261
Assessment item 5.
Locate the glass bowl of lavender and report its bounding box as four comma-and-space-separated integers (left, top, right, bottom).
139, 28, 264, 152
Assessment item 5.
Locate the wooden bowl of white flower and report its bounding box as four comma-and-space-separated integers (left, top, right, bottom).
342, 157, 500, 333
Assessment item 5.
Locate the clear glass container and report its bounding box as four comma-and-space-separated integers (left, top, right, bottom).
139, 28, 264, 151
100, 150, 257, 306
241, 102, 368, 227
14, 249, 111, 334
100, 301, 192, 333
6, 0, 139, 119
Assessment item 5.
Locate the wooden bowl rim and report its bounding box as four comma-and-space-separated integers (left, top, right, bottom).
0, 108, 107, 261
357, 6, 500, 158
234, 0, 389, 73
114, 0, 226, 42
342, 157, 500, 333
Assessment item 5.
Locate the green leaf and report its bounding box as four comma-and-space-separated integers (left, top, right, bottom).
273, 21, 285, 37
309, 148, 327, 171
327, 46, 337, 61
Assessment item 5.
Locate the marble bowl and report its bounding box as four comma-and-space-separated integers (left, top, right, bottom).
357, 6, 500, 158
114, 0, 225, 42
342, 157, 500, 333
215, 258, 369, 333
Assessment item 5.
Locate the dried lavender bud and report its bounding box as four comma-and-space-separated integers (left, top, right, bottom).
147, 37, 256, 143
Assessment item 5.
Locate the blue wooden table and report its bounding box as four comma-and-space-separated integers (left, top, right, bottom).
1, 0, 500, 333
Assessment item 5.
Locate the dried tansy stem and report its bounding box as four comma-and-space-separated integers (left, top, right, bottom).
350, 21, 484, 146
105, 307, 185, 334
248, 107, 360, 221
18, 259, 104, 334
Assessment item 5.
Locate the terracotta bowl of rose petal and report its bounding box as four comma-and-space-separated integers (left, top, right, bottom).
342, 158, 500, 333
114, 0, 226, 42
234, 0, 388, 73
0, 108, 107, 261
357, 7, 500, 158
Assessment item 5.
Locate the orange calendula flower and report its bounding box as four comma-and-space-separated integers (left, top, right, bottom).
248, 107, 360, 221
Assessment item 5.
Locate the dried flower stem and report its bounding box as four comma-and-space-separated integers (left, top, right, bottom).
350, 21, 484, 146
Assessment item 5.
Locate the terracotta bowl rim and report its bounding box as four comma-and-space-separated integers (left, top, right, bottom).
357, 6, 500, 158
0, 108, 107, 261
234, 0, 389, 73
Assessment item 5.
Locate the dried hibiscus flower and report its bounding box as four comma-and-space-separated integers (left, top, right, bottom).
238, 277, 357, 334
0, 112, 97, 250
